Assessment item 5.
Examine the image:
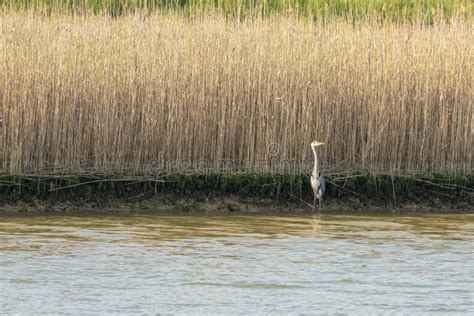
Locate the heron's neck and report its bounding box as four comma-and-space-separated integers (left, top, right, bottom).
312, 145, 320, 175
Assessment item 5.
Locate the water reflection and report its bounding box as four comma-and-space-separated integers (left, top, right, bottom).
2, 213, 472, 241
0, 213, 473, 314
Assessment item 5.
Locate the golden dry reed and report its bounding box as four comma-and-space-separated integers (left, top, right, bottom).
1, 11, 473, 177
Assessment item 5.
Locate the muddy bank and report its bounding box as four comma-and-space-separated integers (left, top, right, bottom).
0, 194, 472, 216
0, 174, 472, 215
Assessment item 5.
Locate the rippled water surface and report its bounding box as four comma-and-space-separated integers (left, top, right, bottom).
1, 213, 473, 314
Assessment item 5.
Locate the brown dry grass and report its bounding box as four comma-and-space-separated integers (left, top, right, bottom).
1, 11, 472, 177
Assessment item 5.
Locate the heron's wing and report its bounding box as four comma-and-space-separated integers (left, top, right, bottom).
319, 176, 326, 195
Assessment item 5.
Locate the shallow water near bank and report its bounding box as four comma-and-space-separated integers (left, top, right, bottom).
1, 213, 473, 314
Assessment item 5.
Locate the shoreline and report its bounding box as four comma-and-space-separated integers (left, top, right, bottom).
1, 174, 472, 215
1, 196, 472, 216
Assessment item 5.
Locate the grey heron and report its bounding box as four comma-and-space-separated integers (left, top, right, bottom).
310, 140, 326, 211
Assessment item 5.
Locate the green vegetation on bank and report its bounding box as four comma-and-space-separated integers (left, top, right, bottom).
1, 0, 472, 20
1, 174, 472, 210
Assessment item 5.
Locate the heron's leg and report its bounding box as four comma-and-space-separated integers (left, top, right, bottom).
312, 195, 316, 213
318, 197, 322, 210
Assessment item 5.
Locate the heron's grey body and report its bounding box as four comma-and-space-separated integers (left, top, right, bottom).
310, 141, 326, 211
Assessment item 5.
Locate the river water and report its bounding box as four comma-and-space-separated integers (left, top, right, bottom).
0, 214, 473, 314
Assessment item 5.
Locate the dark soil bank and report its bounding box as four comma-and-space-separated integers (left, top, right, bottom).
0, 174, 472, 215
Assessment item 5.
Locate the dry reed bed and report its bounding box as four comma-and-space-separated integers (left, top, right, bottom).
1, 12, 473, 177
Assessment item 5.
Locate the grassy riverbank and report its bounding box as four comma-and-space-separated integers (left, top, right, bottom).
1, 8, 472, 213
1, 174, 472, 214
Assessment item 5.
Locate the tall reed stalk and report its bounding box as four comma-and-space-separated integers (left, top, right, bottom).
1, 11, 472, 177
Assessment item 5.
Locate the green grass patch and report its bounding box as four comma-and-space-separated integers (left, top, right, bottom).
1, 173, 472, 207
1, 0, 472, 20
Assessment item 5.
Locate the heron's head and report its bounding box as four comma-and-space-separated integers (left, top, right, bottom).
311, 140, 325, 147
